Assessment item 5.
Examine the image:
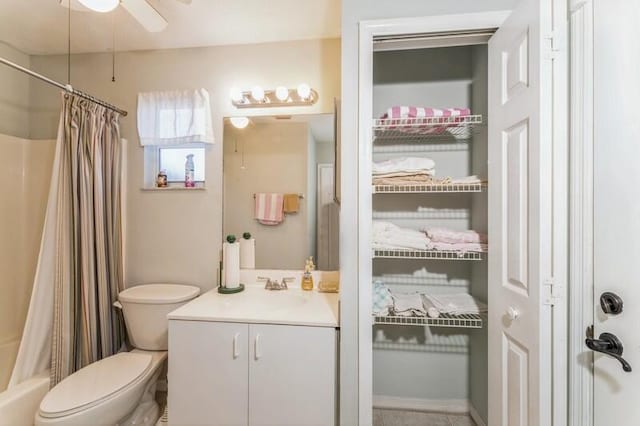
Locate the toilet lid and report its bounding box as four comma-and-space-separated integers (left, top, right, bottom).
119, 284, 200, 304
39, 352, 152, 418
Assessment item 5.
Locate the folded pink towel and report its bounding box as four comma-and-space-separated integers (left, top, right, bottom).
423, 227, 488, 244
381, 106, 471, 119
255, 193, 284, 225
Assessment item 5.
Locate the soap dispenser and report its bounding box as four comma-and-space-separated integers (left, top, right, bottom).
301, 256, 315, 291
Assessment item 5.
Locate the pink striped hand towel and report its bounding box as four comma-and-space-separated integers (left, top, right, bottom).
381, 106, 471, 119
254, 193, 284, 225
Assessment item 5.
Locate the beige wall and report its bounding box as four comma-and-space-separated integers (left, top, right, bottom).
0, 43, 30, 138
0, 134, 55, 390
224, 122, 310, 270
29, 38, 340, 291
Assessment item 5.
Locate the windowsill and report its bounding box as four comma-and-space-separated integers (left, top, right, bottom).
141, 185, 206, 192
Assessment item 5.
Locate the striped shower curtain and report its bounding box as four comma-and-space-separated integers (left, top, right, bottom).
49, 93, 126, 386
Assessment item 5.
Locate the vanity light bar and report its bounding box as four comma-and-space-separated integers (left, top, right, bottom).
231, 87, 319, 108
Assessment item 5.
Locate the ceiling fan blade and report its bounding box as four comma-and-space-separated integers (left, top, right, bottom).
120, 0, 168, 32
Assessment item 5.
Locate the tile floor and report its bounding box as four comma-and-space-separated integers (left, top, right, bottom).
373, 409, 476, 426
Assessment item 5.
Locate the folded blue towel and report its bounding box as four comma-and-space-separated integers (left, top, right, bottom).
372, 281, 393, 316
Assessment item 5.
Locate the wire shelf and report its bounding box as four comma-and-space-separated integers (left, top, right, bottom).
373, 182, 486, 194
373, 313, 484, 329
373, 248, 485, 261
373, 115, 483, 142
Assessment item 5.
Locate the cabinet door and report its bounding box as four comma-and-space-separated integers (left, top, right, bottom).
249, 324, 336, 426
168, 320, 249, 426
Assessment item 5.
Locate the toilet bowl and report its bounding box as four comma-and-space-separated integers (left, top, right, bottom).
35, 284, 200, 426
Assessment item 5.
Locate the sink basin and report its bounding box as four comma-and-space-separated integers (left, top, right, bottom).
168, 283, 339, 327
220, 287, 310, 313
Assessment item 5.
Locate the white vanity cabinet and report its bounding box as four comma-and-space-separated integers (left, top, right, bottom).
168, 319, 337, 426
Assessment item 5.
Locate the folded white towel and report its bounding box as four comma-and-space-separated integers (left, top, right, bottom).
450, 175, 485, 184
392, 293, 426, 317
372, 157, 435, 176
372, 221, 431, 250
423, 293, 487, 316
423, 227, 488, 244
420, 295, 440, 318
426, 241, 487, 253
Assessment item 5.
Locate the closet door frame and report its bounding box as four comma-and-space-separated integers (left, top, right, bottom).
568, 0, 594, 425
356, 11, 511, 425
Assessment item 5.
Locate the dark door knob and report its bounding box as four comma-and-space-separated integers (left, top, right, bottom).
585, 332, 632, 372
600, 292, 624, 315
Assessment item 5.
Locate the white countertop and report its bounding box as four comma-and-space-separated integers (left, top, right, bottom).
168, 284, 339, 328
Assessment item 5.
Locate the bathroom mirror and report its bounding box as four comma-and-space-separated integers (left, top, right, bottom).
223, 114, 339, 270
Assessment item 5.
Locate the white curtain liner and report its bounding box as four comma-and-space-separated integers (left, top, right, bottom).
137, 88, 214, 146
8, 122, 65, 387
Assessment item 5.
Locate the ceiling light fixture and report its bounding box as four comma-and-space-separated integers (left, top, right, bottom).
77, 0, 119, 13
230, 86, 318, 109
229, 117, 250, 129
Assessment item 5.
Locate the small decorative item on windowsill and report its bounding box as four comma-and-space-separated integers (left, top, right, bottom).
156, 170, 168, 188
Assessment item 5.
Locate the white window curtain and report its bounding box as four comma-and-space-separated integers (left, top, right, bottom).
137, 88, 214, 146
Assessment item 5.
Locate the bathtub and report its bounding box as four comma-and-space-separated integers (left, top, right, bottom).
0, 371, 49, 426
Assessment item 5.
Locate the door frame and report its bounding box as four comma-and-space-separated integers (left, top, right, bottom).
356, 9, 571, 425
568, 0, 594, 425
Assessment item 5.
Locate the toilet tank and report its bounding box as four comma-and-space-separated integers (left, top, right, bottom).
118, 284, 200, 350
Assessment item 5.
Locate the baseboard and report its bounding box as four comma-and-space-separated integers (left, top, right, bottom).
372, 395, 469, 415
468, 403, 487, 426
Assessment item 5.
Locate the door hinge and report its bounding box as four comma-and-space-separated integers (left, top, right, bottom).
544, 29, 565, 61
543, 278, 563, 306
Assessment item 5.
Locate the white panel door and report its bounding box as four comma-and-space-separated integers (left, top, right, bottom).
592, 0, 640, 423
488, 0, 554, 424
168, 320, 249, 426
248, 324, 336, 426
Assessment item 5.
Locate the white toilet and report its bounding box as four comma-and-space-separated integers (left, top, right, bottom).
35, 284, 200, 426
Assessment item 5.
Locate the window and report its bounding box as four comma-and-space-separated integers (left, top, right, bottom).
159, 145, 206, 182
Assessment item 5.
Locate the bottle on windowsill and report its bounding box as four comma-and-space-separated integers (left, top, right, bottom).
185, 154, 195, 188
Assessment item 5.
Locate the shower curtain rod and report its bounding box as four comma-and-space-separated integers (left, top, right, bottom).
0, 56, 128, 117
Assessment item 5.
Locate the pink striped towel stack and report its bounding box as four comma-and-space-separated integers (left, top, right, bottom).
255, 193, 284, 225
381, 106, 471, 119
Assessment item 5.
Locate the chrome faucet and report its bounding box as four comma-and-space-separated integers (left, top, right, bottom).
259, 276, 295, 290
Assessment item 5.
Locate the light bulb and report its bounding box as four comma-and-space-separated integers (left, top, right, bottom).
229, 117, 250, 129
251, 86, 265, 102
275, 86, 289, 102
77, 0, 119, 12
230, 87, 244, 103
297, 83, 311, 100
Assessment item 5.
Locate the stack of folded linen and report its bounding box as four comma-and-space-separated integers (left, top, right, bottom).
423, 227, 487, 253
447, 175, 485, 185
372, 281, 393, 316
379, 106, 473, 136
391, 293, 427, 317
381, 106, 471, 119
372, 221, 430, 251
372, 157, 435, 185
422, 293, 487, 316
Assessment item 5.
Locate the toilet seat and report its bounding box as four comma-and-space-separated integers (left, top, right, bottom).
39, 352, 152, 419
